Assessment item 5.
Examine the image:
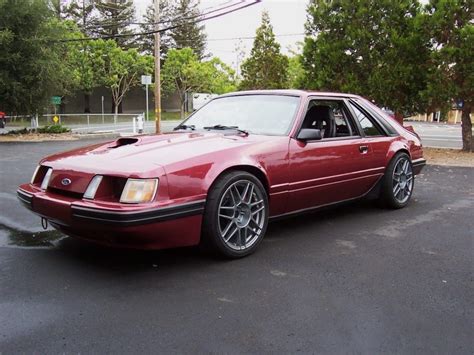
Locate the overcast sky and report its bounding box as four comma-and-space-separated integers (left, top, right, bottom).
135, 0, 308, 70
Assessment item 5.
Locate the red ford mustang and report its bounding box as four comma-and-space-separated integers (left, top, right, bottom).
18, 90, 426, 258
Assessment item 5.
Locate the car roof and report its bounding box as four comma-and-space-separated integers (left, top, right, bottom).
218, 89, 361, 99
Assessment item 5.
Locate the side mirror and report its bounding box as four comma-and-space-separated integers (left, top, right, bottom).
297, 128, 322, 141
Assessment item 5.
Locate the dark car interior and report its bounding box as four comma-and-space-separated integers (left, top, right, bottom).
301, 101, 357, 138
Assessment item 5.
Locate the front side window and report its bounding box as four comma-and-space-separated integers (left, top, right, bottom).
301, 100, 358, 139
349, 102, 384, 137
183, 95, 300, 136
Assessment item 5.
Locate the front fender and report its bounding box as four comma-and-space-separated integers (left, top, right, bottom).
163, 136, 290, 204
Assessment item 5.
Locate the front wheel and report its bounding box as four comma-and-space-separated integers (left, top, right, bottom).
379, 152, 414, 209
202, 171, 269, 258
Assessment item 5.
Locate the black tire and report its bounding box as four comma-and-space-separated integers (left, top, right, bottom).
0, 120, 4, 129
379, 152, 414, 209
201, 170, 269, 258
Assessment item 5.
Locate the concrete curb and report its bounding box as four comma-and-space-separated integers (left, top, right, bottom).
0, 132, 120, 143
73, 132, 120, 140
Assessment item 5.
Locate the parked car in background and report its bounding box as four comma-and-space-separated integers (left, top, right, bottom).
18, 90, 425, 258
0, 111, 6, 128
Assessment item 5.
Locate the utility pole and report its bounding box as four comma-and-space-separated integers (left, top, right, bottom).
154, 0, 161, 133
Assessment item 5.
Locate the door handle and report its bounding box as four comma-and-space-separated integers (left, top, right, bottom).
359, 145, 369, 154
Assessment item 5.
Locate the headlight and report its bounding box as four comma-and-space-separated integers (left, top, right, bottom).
120, 178, 158, 204
83, 175, 103, 199
30, 165, 40, 184
40, 168, 53, 190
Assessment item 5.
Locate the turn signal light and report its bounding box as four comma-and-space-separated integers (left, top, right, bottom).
40, 168, 52, 190
120, 179, 158, 204
30, 166, 40, 184
83, 175, 103, 200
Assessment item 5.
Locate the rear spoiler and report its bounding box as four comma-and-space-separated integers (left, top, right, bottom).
403, 124, 420, 139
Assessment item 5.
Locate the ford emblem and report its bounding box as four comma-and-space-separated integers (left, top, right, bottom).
61, 178, 72, 186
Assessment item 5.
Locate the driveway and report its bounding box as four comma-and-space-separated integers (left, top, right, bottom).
0, 139, 473, 353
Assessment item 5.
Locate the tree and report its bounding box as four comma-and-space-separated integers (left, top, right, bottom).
68, 38, 114, 113
162, 48, 208, 118
101, 43, 154, 119
170, 0, 207, 59
46, 19, 87, 112
61, 0, 97, 36
287, 44, 305, 89
422, 0, 473, 151
239, 11, 289, 90
204, 58, 236, 94
138, 1, 174, 57
0, 0, 76, 115
302, 0, 429, 118
162, 48, 233, 118
94, 0, 135, 49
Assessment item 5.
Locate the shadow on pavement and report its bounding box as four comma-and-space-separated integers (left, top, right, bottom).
2, 198, 384, 273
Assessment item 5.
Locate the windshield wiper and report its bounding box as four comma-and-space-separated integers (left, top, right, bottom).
173, 124, 195, 131
203, 124, 249, 136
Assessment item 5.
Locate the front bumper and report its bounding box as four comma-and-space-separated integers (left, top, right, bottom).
17, 186, 205, 249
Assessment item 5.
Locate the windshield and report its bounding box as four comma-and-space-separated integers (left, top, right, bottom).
182, 94, 300, 135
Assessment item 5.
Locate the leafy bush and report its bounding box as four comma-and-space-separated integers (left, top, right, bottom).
2, 128, 30, 135
37, 125, 71, 134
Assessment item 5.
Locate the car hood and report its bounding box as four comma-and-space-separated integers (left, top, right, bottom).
41, 132, 276, 177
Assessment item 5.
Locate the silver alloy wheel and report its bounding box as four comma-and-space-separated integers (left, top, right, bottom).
217, 179, 266, 251
392, 157, 413, 203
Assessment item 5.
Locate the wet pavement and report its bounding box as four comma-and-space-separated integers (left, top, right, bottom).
0, 139, 473, 353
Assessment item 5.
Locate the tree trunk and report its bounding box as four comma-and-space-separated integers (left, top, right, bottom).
84, 93, 91, 113
461, 104, 472, 152
114, 102, 119, 125
394, 112, 404, 126
180, 100, 185, 119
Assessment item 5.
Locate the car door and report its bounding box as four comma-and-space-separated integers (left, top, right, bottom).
346, 99, 398, 170
286, 97, 384, 213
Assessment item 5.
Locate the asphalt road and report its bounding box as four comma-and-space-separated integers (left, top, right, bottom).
0, 139, 473, 354
409, 122, 467, 149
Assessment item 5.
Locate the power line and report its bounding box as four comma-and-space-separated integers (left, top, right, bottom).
52, 0, 261, 43
133, 0, 247, 26
73, 0, 248, 32
173, 32, 306, 43
82, 0, 244, 30
205, 33, 305, 41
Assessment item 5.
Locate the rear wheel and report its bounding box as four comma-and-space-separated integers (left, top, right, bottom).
379, 152, 414, 209
202, 171, 269, 258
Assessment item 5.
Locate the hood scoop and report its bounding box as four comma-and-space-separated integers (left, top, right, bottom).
109, 137, 139, 148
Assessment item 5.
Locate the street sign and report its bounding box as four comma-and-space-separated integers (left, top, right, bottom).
141, 75, 152, 85
51, 96, 61, 105
53, 116, 59, 124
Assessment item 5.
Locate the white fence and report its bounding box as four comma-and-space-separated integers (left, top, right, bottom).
5, 113, 144, 129
3, 113, 183, 134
